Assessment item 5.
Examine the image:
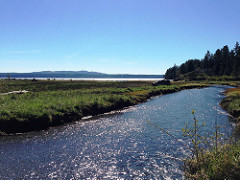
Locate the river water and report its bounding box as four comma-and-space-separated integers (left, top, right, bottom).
0, 86, 236, 179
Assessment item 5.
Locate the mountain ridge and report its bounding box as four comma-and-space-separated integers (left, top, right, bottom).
0, 71, 164, 78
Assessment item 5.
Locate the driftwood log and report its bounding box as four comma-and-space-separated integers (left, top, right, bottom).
0, 90, 29, 95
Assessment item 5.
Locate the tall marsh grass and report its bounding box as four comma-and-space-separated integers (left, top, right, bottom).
0, 80, 208, 133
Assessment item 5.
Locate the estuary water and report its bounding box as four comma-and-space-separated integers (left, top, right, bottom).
3, 77, 164, 81
0, 86, 236, 179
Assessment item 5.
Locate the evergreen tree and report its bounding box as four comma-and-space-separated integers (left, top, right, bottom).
180, 63, 186, 74
165, 42, 240, 80
213, 49, 222, 76
202, 51, 211, 69
234, 42, 240, 56
222, 45, 230, 75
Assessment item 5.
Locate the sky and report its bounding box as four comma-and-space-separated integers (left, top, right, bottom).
0, 0, 240, 75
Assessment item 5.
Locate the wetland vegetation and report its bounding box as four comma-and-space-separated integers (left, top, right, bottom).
0, 79, 208, 134
0, 79, 239, 179
183, 85, 240, 179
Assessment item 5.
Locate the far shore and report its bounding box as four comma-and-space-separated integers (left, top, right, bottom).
1, 77, 164, 81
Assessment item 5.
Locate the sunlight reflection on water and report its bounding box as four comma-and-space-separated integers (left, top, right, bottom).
0, 86, 235, 179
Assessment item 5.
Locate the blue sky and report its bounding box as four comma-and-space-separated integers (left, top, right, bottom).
0, 0, 240, 74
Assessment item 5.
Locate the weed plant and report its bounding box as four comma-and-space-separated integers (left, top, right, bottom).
182, 110, 206, 161
183, 109, 240, 179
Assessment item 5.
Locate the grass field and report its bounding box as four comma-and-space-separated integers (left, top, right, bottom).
0, 79, 208, 134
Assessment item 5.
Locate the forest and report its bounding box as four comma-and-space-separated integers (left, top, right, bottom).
165, 42, 240, 81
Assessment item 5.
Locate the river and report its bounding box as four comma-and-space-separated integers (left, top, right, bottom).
0, 86, 236, 179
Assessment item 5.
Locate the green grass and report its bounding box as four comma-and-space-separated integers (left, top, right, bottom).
0, 79, 208, 134
184, 142, 240, 179
0, 79, 153, 93
220, 87, 240, 121
171, 80, 240, 87
184, 85, 240, 179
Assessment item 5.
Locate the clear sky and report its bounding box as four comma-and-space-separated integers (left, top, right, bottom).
0, 0, 240, 74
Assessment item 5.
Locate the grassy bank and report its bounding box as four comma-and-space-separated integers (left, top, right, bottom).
184, 142, 240, 179
172, 80, 240, 87
0, 79, 208, 134
184, 85, 240, 179
220, 87, 240, 121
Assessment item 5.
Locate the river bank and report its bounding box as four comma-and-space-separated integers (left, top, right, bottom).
0, 79, 208, 135
220, 86, 240, 121
0, 84, 232, 179
184, 84, 240, 179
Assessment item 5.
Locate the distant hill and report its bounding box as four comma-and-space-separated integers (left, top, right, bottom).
0, 71, 164, 79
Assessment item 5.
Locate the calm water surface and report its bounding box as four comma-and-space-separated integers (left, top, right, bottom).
6, 77, 164, 81
0, 86, 236, 179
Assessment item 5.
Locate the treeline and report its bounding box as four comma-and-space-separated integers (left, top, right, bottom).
165, 42, 240, 81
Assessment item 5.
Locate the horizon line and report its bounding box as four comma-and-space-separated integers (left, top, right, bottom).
0, 70, 164, 76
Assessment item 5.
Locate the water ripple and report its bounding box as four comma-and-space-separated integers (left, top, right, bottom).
0, 86, 235, 179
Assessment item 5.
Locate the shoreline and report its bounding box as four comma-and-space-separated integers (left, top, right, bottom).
220, 87, 240, 121
0, 83, 208, 135
184, 85, 240, 179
